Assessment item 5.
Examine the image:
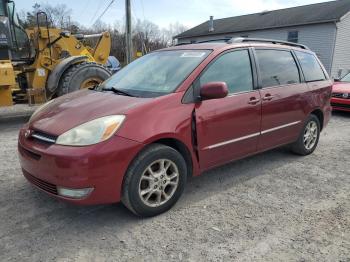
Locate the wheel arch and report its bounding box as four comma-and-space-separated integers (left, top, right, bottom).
150, 138, 194, 178
46, 55, 88, 94
310, 108, 324, 130
126, 134, 197, 178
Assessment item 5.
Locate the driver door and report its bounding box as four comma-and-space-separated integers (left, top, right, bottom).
195, 49, 262, 170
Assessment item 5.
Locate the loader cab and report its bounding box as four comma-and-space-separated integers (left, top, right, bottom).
1, 0, 30, 61
0, 0, 5, 17
0, 0, 11, 60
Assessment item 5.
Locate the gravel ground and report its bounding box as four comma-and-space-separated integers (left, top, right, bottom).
0, 113, 349, 262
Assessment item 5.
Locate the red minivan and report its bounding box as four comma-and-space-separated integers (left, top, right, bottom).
18, 38, 332, 217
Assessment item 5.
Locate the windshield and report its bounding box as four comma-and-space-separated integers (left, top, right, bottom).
98, 50, 210, 97
342, 73, 350, 82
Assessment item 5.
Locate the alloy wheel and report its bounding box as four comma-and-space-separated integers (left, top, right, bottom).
303, 121, 318, 150
138, 159, 179, 207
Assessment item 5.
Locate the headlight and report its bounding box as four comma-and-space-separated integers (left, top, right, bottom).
29, 99, 55, 123
56, 115, 125, 146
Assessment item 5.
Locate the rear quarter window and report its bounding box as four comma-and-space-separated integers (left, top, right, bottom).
295, 51, 326, 82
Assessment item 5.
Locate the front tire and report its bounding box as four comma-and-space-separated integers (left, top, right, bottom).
291, 114, 320, 155
57, 62, 111, 96
122, 144, 187, 217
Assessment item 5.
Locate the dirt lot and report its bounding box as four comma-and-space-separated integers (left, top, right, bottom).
0, 113, 349, 262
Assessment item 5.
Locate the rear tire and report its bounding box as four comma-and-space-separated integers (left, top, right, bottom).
57, 62, 111, 96
122, 144, 187, 217
291, 114, 320, 155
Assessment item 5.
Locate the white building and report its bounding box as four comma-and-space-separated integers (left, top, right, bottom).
175, 0, 350, 77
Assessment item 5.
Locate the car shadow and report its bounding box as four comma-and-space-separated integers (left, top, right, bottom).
20, 145, 298, 227
332, 110, 350, 118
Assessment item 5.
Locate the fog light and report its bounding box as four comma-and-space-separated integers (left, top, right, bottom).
57, 187, 94, 199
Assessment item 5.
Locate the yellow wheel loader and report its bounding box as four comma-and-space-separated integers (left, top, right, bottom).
0, 0, 113, 107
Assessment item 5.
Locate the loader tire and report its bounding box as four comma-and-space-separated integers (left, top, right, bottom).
57, 62, 111, 96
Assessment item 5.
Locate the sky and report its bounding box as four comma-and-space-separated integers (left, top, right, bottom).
15, 0, 332, 29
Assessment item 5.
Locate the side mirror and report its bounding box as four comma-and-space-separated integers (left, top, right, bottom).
60, 31, 71, 38
200, 82, 228, 100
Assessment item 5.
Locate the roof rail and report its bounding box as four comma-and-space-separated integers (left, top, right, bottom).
175, 38, 230, 46
174, 42, 193, 46
197, 38, 231, 44
227, 37, 310, 50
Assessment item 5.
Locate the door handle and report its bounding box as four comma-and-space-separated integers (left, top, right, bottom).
262, 94, 275, 101
248, 97, 260, 105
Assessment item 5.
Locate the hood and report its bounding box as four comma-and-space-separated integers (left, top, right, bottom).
30, 89, 150, 135
332, 82, 350, 93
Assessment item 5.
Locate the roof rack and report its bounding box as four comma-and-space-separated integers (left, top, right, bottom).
174, 42, 193, 46
227, 37, 310, 50
197, 38, 231, 44
174, 38, 230, 46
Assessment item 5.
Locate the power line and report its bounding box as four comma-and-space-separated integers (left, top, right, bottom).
131, 0, 147, 55
81, 0, 92, 15
92, 0, 116, 26
130, 0, 139, 20
90, 0, 108, 26
139, 0, 146, 21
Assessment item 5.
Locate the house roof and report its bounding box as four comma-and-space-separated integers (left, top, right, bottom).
176, 0, 350, 39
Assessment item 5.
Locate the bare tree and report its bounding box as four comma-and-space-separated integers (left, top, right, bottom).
133, 19, 167, 54
19, 2, 187, 64
41, 3, 73, 28
22, 2, 74, 29
162, 22, 188, 45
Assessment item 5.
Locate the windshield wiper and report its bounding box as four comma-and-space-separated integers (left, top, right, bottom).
102, 87, 136, 97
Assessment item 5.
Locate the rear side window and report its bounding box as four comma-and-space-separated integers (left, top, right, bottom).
200, 50, 253, 94
256, 49, 300, 88
295, 51, 326, 82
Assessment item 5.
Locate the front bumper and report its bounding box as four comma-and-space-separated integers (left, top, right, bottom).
331, 98, 350, 112
18, 127, 143, 205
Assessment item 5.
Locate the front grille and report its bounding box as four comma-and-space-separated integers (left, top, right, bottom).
331, 103, 350, 109
31, 131, 57, 144
332, 93, 350, 99
19, 144, 41, 160
23, 169, 58, 195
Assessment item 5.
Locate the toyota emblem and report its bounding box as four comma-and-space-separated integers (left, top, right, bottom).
24, 129, 32, 138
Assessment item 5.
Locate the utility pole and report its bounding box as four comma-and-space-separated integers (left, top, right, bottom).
125, 0, 132, 64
